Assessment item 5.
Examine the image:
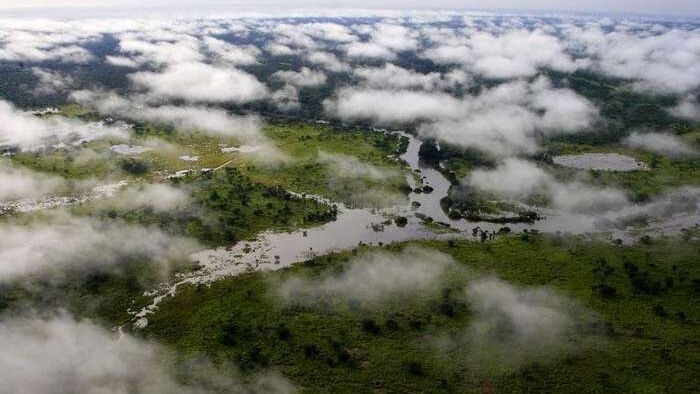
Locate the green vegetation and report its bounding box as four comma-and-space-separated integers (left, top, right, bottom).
177, 167, 337, 244
142, 232, 700, 393
0, 259, 174, 326
542, 142, 700, 201
232, 122, 410, 207
77, 167, 337, 246
441, 184, 540, 223
10, 143, 119, 180
9, 115, 410, 208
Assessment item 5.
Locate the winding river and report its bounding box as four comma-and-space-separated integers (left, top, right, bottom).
132, 131, 700, 327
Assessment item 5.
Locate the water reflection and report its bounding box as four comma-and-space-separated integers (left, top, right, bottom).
132, 131, 699, 327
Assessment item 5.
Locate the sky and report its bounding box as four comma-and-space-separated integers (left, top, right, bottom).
0, 0, 698, 17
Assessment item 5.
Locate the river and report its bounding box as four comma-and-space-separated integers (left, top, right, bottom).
131, 130, 700, 327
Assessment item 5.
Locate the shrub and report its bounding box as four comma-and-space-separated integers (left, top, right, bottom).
403, 360, 424, 376
303, 344, 320, 359
395, 216, 408, 227
361, 318, 381, 335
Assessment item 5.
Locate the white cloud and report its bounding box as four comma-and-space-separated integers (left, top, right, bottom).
418, 78, 597, 156
272, 67, 327, 87
277, 247, 454, 304
0, 163, 66, 201
296, 22, 357, 43
668, 96, 700, 120
304, 51, 350, 72
624, 132, 697, 157
0, 215, 198, 282
31, 67, 74, 95
565, 25, 700, 93
269, 23, 317, 49
0, 315, 296, 394
353, 63, 445, 90
113, 36, 203, 67
327, 77, 597, 156
71, 90, 265, 141
105, 55, 140, 67
204, 36, 260, 66
324, 88, 462, 123
129, 62, 269, 103
344, 42, 396, 60
111, 184, 190, 212
370, 24, 418, 52
468, 158, 628, 213
0, 100, 129, 151
318, 150, 396, 181
271, 84, 300, 112
134, 105, 263, 139
424, 29, 581, 79
461, 277, 599, 370
0, 24, 98, 63
265, 43, 297, 56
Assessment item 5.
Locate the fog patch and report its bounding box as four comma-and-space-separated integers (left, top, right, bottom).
344, 42, 396, 60
304, 51, 350, 73
318, 150, 405, 208
0, 314, 297, 394
668, 96, 700, 120
606, 186, 700, 232
276, 247, 454, 305
0, 24, 96, 63
325, 77, 597, 156
0, 100, 130, 151
272, 67, 327, 87
624, 132, 697, 157
0, 163, 67, 201
468, 158, 628, 213
31, 67, 74, 95
448, 277, 601, 371
72, 90, 264, 142
318, 151, 395, 181
353, 63, 447, 91
272, 84, 300, 112
423, 29, 581, 79
204, 36, 260, 66
565, 25, 700, 94
222, 143, 292, 168
130, 62, 268, 103
0, 215, 199, 282
324, 88, 461, 123
106, 183, 190, 212
110, 36, 204, 68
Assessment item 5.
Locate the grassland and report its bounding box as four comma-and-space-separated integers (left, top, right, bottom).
9, 114, 410, 207
0, 118, 410, 327
228, 122, 410, 207
141, 232, 700, 394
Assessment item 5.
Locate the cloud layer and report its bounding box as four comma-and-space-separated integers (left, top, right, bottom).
0, 215, 198, 282
0, 100, 129, 151
467, 158, 628, 213
458, 277, 600, 370
277, 247, 454, 304
0, 314, 296, 394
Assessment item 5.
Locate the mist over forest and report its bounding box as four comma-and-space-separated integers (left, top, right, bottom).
0, 5, 698, 393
